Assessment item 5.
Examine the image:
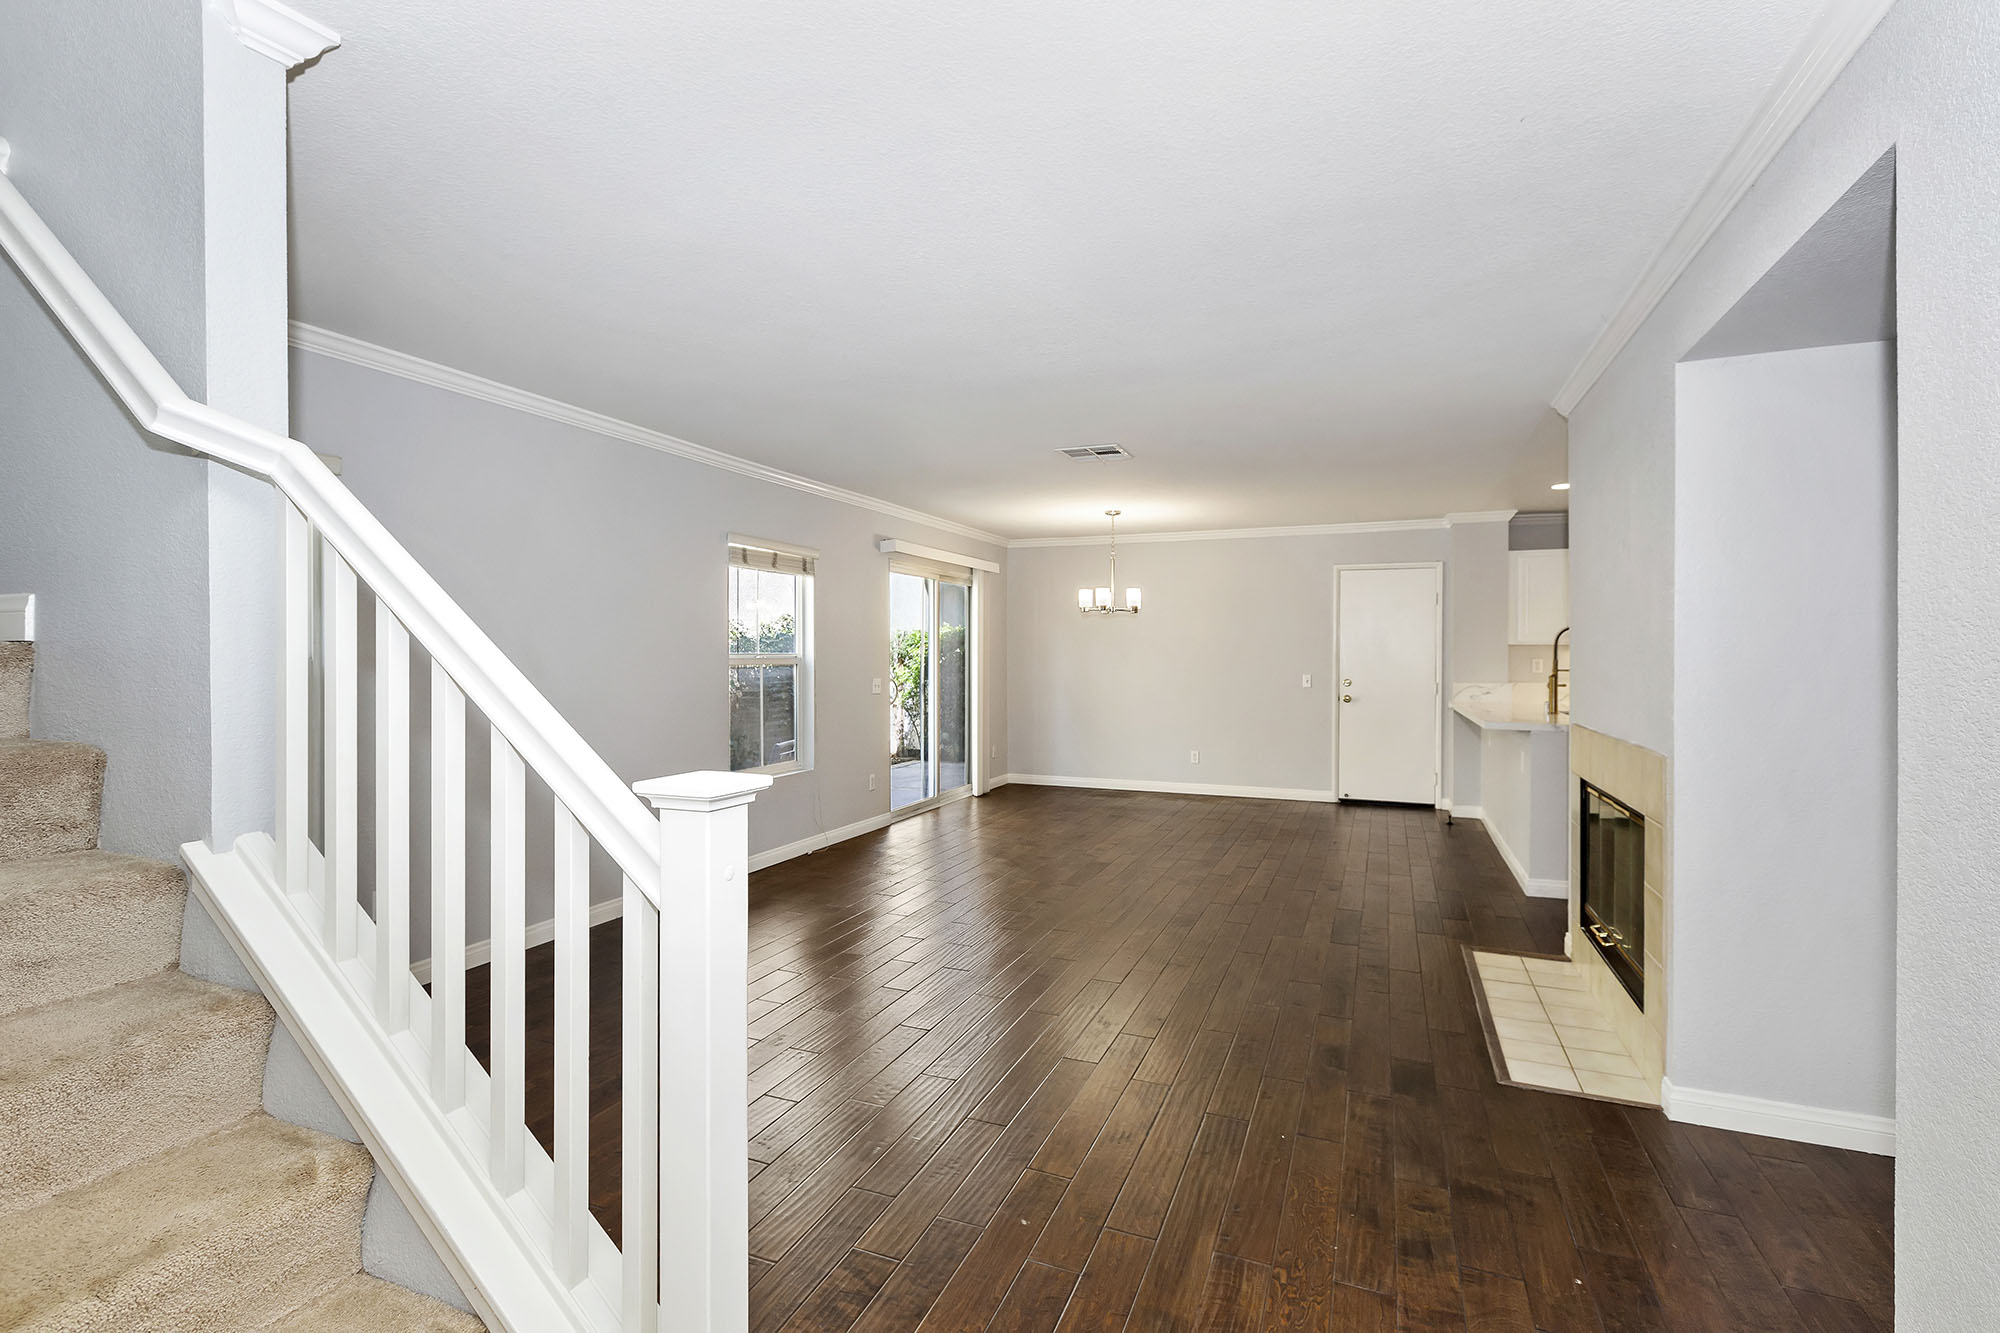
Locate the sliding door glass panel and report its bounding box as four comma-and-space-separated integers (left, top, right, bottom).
890, 573, 932, 810
936, 580, 970, 795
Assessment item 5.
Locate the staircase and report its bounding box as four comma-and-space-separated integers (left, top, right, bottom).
3, 161, 767, 1330
0, 641, 483, 1331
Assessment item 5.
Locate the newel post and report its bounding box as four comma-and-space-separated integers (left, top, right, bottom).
633, 770, 771, 1333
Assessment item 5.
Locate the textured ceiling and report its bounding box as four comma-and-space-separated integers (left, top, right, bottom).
287, 0, 1829, 538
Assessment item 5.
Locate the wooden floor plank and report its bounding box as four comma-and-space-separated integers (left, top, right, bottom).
1126, 1112, 1251, 1330
461, 785, 1891, 1332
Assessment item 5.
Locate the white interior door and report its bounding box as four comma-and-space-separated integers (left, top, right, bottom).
1336, 565, 1440, 804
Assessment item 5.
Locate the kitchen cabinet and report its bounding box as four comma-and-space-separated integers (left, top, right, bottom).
1509, 549, 1569, 645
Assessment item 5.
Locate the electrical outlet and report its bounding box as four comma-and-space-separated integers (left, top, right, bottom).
1189, 749, 1200, 765
1532, 657, 1546, 675
1301, 673, 1312, 688
868, 773, 877, 791
871, 677, 882, 694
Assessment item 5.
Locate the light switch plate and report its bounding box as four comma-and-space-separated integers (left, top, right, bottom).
1189, 749, 1200, 765
1301, 673, 1312, 688
871, 677, 882, 694
868, 773, 877, 791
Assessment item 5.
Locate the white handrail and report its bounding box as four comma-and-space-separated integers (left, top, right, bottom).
0, 162, 662, 905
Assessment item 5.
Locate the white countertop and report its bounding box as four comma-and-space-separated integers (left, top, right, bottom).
1451, 684, 1569, 733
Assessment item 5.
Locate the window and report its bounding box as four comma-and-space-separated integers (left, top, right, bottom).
728, 539, 814, 774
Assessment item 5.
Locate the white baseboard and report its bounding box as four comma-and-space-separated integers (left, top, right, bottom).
408, 795, 975, 980
1442, 802, 1485, 819
0, 593, 34, 641
1661, 1077, 1896, 1157
409, 894, 624, 985
999, 773, 1338, 803
748, 808, 899, 873
1479, 816, 1570, 898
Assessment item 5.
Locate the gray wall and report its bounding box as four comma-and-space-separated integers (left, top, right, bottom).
1005, 520, 1509, 801
291, 349, 1008, 949
1672, 340, 1895, 1122
0, 0, 213, 857
1563, 0, 2000, 1313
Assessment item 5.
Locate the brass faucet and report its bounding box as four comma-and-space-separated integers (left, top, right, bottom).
1547, 626, 1569, 720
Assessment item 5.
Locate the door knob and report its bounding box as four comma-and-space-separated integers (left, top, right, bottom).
1341, 694, 1353, 703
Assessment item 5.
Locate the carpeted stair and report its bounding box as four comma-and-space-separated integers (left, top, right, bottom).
0, 642, 484, 1331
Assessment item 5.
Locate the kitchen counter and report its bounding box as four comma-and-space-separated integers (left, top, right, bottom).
1450, 683, 1570, 898
1450, 683, 1568, 732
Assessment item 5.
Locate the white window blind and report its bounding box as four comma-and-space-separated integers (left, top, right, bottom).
729, 539, 816, 578
886, 552, 973, 584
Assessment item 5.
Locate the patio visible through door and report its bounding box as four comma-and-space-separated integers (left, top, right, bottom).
890, 570, 970, 811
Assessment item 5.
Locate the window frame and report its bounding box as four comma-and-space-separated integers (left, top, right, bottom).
727, 557, 813, 777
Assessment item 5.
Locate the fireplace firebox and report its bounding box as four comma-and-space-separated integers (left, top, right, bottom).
1579, 780, 1644, 1008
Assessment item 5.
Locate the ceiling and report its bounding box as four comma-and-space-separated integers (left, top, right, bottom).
287, 0, 1830, 539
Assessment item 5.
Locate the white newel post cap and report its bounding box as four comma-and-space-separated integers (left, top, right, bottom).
633, 770, 772, 813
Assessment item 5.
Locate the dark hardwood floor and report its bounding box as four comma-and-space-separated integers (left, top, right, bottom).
467, 784, 1894, 1331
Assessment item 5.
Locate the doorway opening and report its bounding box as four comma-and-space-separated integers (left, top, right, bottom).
890, 571, 971, 812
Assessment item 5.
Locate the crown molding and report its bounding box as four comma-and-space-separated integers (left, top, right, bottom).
1008, 517, 1447, 548
1549, 0, 1896, 416
288, 322, 1009, 549
1443, 509, 1517, 526
208, 0, 340, 68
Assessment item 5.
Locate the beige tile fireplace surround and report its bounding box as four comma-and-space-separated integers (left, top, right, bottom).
1569, 724, 1668, 1093
1472, 725, 1669, 1105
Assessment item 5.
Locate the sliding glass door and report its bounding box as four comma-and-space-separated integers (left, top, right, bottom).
890, 570, 972, 812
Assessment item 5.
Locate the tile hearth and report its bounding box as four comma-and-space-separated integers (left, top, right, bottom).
1470, 949, 1657, 1105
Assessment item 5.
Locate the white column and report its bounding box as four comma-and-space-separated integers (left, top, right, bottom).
632, 770, 770, 1333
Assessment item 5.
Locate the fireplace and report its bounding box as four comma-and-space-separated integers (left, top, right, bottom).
1579, 780, 1645, 1007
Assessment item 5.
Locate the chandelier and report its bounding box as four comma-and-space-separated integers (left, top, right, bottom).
1076, 510, 1142, 614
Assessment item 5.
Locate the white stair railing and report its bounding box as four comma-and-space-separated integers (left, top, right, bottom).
0, 157, 767, 1332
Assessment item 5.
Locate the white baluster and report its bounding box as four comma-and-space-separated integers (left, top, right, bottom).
374, 603, 411, 1028
276, 498, 310, 896
553, 800, 591, 1284
490, 733, 527, 1194
633, 771, 770, 1333
324, 540, 358, 959
620, 876, 659, 1333
430, 663, 467, 1109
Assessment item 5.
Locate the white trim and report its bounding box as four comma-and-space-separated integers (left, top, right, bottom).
999, 773, 1337, 803
1332, 562, 1445, 806
183, 836, 619, 1333
877, 538, 1002, 574
0, 593, 34, 641
1661, 1076, 1896, 1157
1441, 802, 1485, 820
1008, 517, 1445, 548
749, 810, 899, 873
410, 893, 627, 986
1442, 510, 1518, 526
1549, 0, 1897, 414
748, 785, 974, 873
289, 322, 1008, 548
1479, 815, 1569, 899
207, 0, 340, 68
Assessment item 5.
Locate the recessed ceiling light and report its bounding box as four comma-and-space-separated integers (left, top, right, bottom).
1550, 482, 1571, 491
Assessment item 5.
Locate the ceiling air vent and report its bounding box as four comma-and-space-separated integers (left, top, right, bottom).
1058, 444, 1132, 461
